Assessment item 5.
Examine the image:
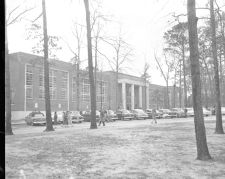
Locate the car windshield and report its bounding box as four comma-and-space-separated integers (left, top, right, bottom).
72, 111, 80, 115
146, 109, 152, 112
34, 114, 44, 118
108, 110, 114, 115
122, 110, 130, 114
134, 109, 145, 114
162, 109, 170, 113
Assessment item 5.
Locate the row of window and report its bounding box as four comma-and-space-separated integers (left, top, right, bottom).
25, 65, 67, 100
25, 65, 107, 103
72, 78, 107, 103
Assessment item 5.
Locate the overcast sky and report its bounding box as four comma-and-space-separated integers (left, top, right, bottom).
6, 0, 225, 86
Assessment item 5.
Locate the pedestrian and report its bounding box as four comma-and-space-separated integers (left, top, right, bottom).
99, 110, 106, 126
68, 111, 72, 125
54, 111, 58, 125
63, 111, 68, 125
151, 109, 157, 124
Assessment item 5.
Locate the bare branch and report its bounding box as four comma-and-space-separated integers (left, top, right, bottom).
154, 52, 167, 82
32, 12, 43, 23
7, 7, 35, 26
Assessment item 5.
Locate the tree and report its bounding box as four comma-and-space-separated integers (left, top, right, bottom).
100, 32, 133, 109
64, 23, 85, 111
84, 0, 97, 129
26, 21, 62, 59
42, 0, 54, 132
5, 1, 34, 135
187, 0, 211, 160
164, 22, 189, 109
210, 0, 224, 134
154, 53, 175, 109
5, 6, 13, 135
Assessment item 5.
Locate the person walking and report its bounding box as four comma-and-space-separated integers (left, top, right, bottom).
99, 110, 106, 126
53, 111, 58, 125
151, 109, 157, 124
68, 111, 72, 126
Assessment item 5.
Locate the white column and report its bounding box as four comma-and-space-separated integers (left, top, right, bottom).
131, 84, 134, 110
122, 82, 126, 109
139, 86, 142, 108
146, 85, 149, 109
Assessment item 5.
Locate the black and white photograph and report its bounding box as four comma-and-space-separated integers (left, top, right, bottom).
5, 0, 225, 178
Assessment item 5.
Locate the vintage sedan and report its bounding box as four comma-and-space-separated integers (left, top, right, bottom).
222, 107, 225, 115
158, 109, 177, 118
106, 110, 118, 122
70, 111, 84, 123
25, 111, 46, 126
51, 111, 64, 124
132, 109, 149, 120
116, 109, 134, 120
202, 108, 211, 116
82, 110, 100, 122
186, 108, 194, 117
146, 109, 162, 119
171, 108, 186, 118
146, 109, 153, 118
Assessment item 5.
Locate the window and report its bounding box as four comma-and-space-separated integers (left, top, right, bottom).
26, 65, 33, 99
38, 67, 44, 99
82, 79, 90, 101
72, 77, 76, 101
60, 71, 68, 100
96, 81, 106, 103
49, 69, 57, 99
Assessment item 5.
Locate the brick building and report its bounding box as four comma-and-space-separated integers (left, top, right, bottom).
7, 52, 178, 120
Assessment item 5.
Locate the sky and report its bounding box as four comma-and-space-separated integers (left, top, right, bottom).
6, 0, 225, 86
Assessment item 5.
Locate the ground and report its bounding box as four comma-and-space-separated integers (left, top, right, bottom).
5, 116, 225, 179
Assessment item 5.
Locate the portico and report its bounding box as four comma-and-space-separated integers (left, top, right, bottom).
118, 78, 149, 110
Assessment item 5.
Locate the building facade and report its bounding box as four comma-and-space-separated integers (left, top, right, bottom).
7, 52, 178, 120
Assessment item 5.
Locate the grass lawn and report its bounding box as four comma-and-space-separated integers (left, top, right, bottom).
5, 117, 225, 179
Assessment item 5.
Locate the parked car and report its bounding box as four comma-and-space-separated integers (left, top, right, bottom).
158, 109, 177, 118
186, 108, 194, 117
106, 110, 118, 122
221, 107, 225, 115
116, 109, 134, 120
171, 108, 186, 118
132, 109, 149, 120
82, 110, 100, 122
146, 109, 153, 118
146, 109, 163, 119
70, 111, 84, 123
202, 108, 211, 116
51, 111, 64, 124
25, 111, 46, 126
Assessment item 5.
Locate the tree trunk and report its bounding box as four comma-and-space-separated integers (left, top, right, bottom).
76, 62, 80, 111
116, 52, 119, 110
94, 36, 98, 90
84, 0, 97, 129
210, 0, 224, 134
202, 55, 214, 106
187, 0, 212, 160
42, 0, 54, 132
182, 43, 188, 109
179, 60, 182, 108
5, 18, 13, 135
166, 81, 170, 109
